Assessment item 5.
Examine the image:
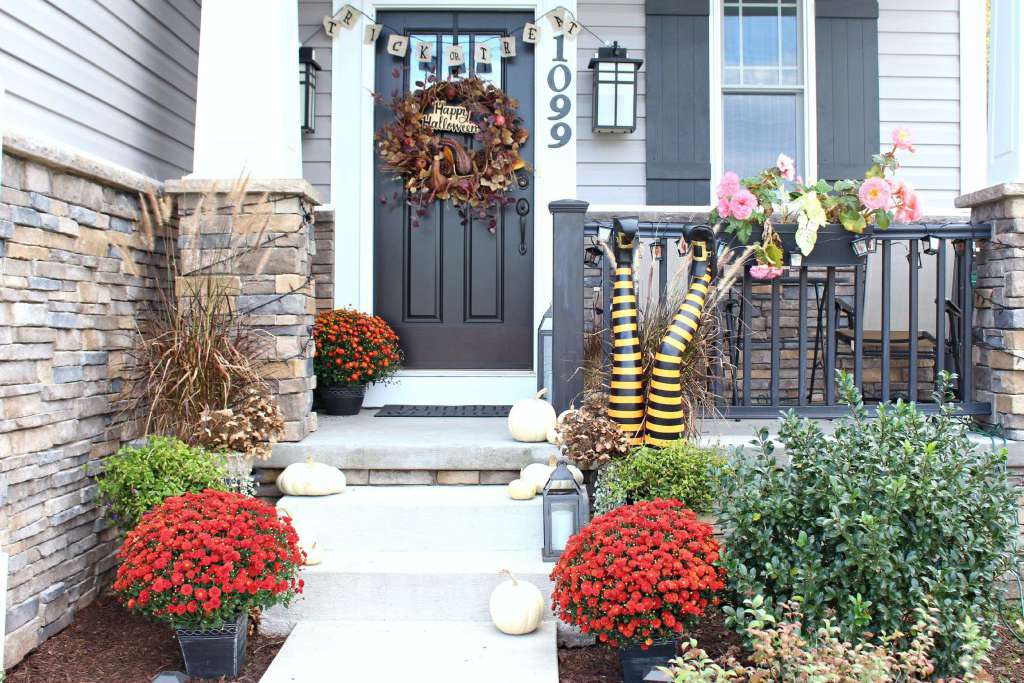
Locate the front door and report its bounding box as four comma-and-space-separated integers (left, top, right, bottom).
374, 11, 535, 370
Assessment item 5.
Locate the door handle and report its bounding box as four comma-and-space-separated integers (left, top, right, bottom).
515, 198, 530, 255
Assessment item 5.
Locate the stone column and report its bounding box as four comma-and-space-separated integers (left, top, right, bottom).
165, 179, 320, 442
956, 183, 1024, 438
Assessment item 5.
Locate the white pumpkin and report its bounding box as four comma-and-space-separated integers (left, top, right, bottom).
276, 506, 322, 566
520, 457, 586, 494
489, 570, 544, 635
507, 389, 557, 442
507, 478, 536, 501
277, 458, 347, 496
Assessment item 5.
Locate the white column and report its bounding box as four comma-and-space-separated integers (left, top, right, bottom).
988, 0, 1024, 185
191, 0, 302, 179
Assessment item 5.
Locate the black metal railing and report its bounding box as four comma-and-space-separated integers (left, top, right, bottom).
548, 199, 992, 419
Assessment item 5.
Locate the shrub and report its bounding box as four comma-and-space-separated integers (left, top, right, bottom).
593, 441, 723, 515
550, 499, 725, 649
313, 308, 402, 387
114, 490, 304, 629
717, 372, 1016, 676
96, 437, 229, 533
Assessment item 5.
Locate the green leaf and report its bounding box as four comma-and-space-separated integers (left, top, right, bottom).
875, 209, 891, 230
839, 209, 866, 234
795, 192, 826, 255
864, 164, 884, 179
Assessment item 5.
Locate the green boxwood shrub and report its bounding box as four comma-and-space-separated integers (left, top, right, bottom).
593, 440, 723, 515
718, 372, 1017, 676
96, 436, 229, 533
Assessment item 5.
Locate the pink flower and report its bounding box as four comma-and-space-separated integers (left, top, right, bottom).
891, 127, 916, 153
750, 265, 785, 280
716, 197, 732, 219
775, 153, 796, 181
894, 181, 923, 222
716, 172, 740, 199
729, 188, 758, 221
858, 177, 893, 211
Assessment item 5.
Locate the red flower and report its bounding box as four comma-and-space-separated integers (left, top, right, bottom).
113, 490, 304, 630
549, 499, 725, 650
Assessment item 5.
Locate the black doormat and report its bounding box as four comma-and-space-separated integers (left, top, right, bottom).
375, 404, 512, 418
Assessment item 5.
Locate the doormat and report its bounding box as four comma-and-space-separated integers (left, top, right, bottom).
375, 405, 512, 418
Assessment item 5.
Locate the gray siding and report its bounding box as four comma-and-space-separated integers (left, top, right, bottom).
300, 0, 333, 204
0, 0, 201, 180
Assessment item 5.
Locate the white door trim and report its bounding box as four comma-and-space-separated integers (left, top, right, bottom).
329, 0, 579, 401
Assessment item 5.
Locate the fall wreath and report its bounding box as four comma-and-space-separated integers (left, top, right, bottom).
375, 76, 530, 227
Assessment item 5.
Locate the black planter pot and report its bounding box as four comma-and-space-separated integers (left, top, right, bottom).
619, 640, 678, 683
175, 613, 247, 679
741, 223, 870, 267
316, 383, 366, 415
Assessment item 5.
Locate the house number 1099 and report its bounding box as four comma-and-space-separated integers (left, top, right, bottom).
547, 35, 572, 149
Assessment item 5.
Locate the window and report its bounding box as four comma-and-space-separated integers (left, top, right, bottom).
721, 0, 804, 179
408, 34, 503, 92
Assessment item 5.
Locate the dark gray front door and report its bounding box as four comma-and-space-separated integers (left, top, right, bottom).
374, 11, 535, 370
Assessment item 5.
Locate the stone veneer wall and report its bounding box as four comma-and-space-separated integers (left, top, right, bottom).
0, 136, 168, 665
312, 208, 334, 314
165, 180, 320, 443
957, 183, 1024, 439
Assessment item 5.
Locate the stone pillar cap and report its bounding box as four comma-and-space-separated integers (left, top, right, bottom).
955, 182, 1024, 209
164, 178, 321, 206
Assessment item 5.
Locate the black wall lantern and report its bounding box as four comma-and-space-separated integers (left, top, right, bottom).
299, 47, 322, 134
588, 42, 643, 134
542, 459, 589, 562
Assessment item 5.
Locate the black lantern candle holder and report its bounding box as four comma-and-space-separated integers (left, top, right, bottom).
299, 47, 322, 134
542, 460, 589, 562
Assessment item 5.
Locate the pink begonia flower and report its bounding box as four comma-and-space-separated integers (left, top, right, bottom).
776, 153, 796, 181
858, 177, 893, 211
717, 197, 732, 218
729, 188, 758, 220
750, 265, 785, 280
895, 185, 923, 223
716, 172, 740, 199
891, 127, 916, 152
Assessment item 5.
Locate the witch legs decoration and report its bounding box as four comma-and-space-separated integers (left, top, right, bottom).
605, 218, 718, 447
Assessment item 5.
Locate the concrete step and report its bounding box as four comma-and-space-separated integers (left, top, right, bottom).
277, 486, 544, 552
262, 550, 555, 635
259, 620, 558, 683
269, 412, 557, 471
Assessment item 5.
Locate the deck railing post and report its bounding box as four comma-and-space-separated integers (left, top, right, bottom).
549, 199, 589, 413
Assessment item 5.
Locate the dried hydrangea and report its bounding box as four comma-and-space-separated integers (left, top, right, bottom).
555, 396, 630, 470
195, 385, 284, 461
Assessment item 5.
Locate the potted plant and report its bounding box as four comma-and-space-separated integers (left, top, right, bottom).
114, 489, 305, 678
713, 127, 923, 274
313, 308, 402, 415
549, 499, 725, 683
195, 384, 285, 491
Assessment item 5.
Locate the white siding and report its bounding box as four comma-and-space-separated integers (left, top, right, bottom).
299, 0, 333, 204
575, 0, 966, 211
0, 0, 201, 180
878, 0, 962, 210
577, 0, 648, 205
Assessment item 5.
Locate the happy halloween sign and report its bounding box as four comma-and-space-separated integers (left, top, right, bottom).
422, 103, 480, 134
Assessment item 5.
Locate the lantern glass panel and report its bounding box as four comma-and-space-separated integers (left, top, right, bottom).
596, 82, 616, 128
616, 81, 634, 127
548, 499, 577, 551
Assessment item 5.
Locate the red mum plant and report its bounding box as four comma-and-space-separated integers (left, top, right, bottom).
313, 308, 402, 387
113, 490, 304, 629
550, 499, 725, 650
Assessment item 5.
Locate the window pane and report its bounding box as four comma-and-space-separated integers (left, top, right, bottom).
724, 6, 740, 67
781, 5, 798, 68
441, 35, 464, 79
724, 93, 803, 179
471, 34, 502, 87
409, 34, 439, 91
741, 6, 779, 69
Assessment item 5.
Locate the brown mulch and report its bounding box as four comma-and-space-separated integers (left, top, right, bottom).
6, 595, 284, 683
557, 613, 1024, 683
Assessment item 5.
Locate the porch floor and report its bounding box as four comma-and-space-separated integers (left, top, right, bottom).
271, 411, 1024, 471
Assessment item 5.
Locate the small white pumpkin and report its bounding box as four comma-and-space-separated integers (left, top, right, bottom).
277, 458, 347, 496
520, 457, 585, 494
489, 570, 544, 635
507, 389, 557, 442
507, 478, 536, 500
276, 506, 322, 566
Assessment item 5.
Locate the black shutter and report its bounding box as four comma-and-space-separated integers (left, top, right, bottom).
816, 0, 880, 181
645, 0, 711, 205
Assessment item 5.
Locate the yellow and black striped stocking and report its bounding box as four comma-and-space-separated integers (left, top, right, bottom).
606, 222, 645, 445
643, 236, 714, 447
